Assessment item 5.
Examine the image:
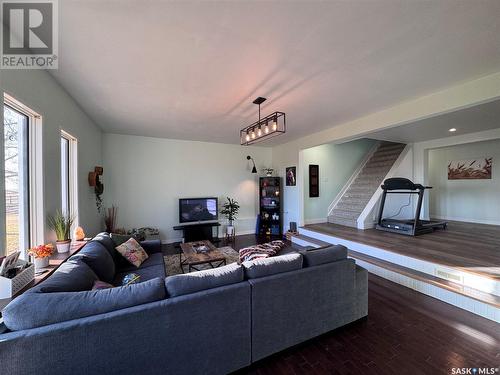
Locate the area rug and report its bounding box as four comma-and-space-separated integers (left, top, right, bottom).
164, 246, 240, 276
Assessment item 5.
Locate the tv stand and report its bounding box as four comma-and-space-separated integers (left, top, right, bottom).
173, 222, 221, 243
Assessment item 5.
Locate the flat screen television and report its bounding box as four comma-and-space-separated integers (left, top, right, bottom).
179, 197, 218, 224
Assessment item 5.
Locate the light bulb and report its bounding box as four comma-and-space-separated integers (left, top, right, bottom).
272, 118, 277, 131
264, 123, 269, 134
251, 129, 256, 139
245, 133, 250, 142
257, 126, 262, 137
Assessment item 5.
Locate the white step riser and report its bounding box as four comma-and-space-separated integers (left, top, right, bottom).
296, 228, 500, 322
298, 227, 500, 297
354, 259, 500, 323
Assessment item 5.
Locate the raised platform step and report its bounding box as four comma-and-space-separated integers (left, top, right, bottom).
349, 250, 500, 309
296, 225, 500, 322
291, 234, 330, 248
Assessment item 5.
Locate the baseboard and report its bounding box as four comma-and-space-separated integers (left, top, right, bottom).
431, 215, 500, 226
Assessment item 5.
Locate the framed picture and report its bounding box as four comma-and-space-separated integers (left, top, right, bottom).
309, 164, 319, 197
448, 158, 492, 180
286, 166, 296, 186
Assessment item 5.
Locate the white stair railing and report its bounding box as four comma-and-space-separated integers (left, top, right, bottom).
327, 141, 381, 217
356, 144, 412, 229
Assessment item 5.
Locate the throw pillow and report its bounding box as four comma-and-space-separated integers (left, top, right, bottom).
115, 238, 149, 267
239, 240, 286, 262
92, 280, 114, 290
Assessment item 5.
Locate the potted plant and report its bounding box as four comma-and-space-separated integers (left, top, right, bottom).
220, 197, 240, 237
28, 244, 54, 269
47, 210, 75, 253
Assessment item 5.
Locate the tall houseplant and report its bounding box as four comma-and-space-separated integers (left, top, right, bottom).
47, 210, 76, 253
220, 197, 240, 236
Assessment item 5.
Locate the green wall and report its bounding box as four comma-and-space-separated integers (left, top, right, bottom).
303, 138, 377, 222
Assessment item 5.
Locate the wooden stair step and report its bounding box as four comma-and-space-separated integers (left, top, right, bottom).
291, 233, 330, 248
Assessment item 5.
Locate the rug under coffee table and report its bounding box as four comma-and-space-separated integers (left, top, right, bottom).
179, 240, 228, 273
165, 245, 239, 276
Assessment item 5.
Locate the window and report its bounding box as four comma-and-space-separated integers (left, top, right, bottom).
2, 93, 43, 259
61, 136, 70, 215
3, 105, 29, 256
60, 130, 78, 226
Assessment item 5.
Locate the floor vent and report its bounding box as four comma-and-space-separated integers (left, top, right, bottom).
435, 269, 463, 283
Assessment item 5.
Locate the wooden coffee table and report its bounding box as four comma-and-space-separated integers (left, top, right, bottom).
179, 240, 227, 273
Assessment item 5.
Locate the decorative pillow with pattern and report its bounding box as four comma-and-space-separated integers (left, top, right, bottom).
115, 238, 149, 267
239, 240, 286, 262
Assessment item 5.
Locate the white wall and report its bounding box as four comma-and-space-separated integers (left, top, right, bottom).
428, 139, 500, 225
302, 139, 376, 223
103, 134, 272, 243
0, 70, 103, 245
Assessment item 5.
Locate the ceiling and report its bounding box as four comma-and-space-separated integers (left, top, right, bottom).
365, 99, 500, 143
51, 1, 500, 145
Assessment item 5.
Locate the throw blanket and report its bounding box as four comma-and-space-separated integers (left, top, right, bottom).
239, 240, 286, 262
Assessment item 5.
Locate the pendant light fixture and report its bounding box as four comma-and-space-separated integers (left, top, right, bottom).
240, 97, 286, 145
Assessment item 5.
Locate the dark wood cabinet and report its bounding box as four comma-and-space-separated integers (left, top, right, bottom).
259, 177, 282, 236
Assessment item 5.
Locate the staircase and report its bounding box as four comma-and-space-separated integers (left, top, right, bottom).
328, 141, 406, 228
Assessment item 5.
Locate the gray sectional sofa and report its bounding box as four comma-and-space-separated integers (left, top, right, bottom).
0, 233, 368, 375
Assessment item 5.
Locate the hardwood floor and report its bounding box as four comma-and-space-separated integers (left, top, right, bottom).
238, 274, 500, 375
165, 234, 499, 374
305, 221, 500, 279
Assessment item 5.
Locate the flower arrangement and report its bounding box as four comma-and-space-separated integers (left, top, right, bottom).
28, 244, 54, 259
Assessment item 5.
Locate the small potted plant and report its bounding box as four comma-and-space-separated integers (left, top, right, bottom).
47, 210, 75, 253
220, 197, 240, 237
28, 244, 54, 269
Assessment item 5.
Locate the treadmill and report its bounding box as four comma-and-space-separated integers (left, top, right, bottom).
376, 177, 447, 236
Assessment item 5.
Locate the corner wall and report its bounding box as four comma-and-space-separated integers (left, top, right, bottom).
0, 70, 103, 242
102, 133, 272, 242
302, 139, 376, 223
428, 139, 500, 225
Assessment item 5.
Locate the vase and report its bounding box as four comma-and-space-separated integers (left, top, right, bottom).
34, 257, 49, 270
227, 225, 235, 236
56, 239, 71, 253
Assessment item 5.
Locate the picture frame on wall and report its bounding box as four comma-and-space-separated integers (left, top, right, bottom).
286, 166, 296, 186
447, 157, 492, 180
309, 164, 319, 197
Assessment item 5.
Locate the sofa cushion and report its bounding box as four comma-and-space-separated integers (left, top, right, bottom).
32, 260, 98, 293
114, 263, 166, 285
165, 263, 243, 297
115, 238, 149, 267
92, 232, 118, 257
242, 253, 303, 279
2, 277, 166, 331
300, 245, 348, 267
116, 252, 164, 273
71, 241, 115, 283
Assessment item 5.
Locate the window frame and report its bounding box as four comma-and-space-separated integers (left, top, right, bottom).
3, 93, 44, 259
60, 129, 78, 229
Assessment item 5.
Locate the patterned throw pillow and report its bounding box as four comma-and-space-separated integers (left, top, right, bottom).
121, 273, 141, 286
239, 240, 286, 262
115, 238, 149, 267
